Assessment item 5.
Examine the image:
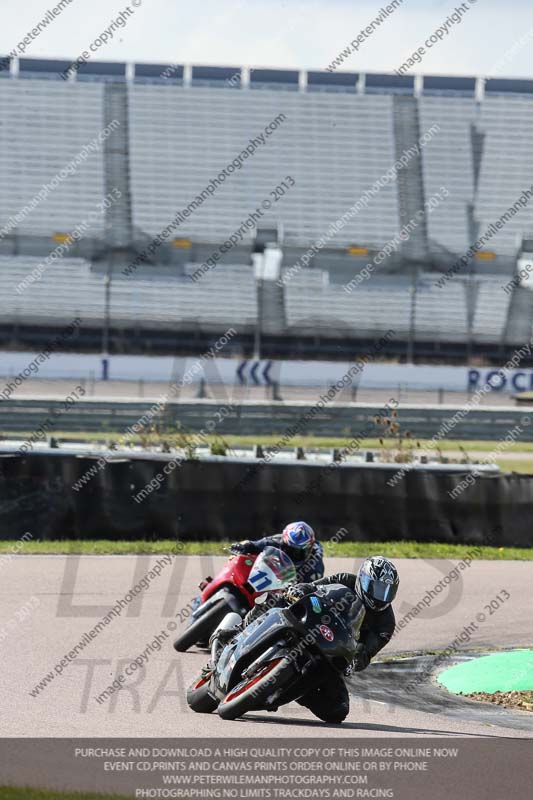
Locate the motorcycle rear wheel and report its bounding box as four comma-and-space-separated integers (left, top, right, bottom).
218, 657, 294, 720
173, 598, 230, 652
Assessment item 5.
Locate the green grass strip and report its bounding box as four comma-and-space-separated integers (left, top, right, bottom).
1, 539, 532, 560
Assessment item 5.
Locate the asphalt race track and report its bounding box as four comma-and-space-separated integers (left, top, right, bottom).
2, 555, 531, 738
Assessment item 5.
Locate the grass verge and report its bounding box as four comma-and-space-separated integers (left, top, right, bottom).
1, 539, 532, 560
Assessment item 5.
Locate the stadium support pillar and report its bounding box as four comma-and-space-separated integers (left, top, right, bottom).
101, 271, 111, 379
392, 95, 429, 265
407, 269, 416, 364
103, 83, 133, 250
252, 252, 264, 358
254, 276, 263, 359
393, 96, 429, 361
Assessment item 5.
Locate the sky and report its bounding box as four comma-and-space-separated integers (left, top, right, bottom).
1, 0, 533, 79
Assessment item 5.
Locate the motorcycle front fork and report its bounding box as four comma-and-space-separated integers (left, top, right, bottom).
190, 595, 202, 612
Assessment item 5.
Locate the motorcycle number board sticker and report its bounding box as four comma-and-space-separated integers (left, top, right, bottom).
319, 624, 334, 642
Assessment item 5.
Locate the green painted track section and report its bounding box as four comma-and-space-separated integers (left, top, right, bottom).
437, 650, 533, 694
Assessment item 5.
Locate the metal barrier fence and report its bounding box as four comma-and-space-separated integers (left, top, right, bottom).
0, 397, 532, 441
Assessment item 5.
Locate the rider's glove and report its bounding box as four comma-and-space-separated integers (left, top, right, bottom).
284, 583, 316, 603
229, 542, 250, 553
230, 540, 257, 554
344, 643, 370, 676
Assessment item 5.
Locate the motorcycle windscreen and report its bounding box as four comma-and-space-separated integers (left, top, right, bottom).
359, 573, 396, 604
219, 608, 289, 689
248, 546, 296, 595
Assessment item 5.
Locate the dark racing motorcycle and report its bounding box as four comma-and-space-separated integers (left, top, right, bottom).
186, 583, 365, 721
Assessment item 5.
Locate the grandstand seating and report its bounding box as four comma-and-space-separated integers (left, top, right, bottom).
1, 60, 533, 355
285, 269, 513, 342
285, 270, 472, 342
0, 254, 510, 346
128, 86, 400, 249
0, 80, 106, 238
0, 257, 257, 332
418, 96, 476, 254
2, 63, 533, 265
471, 276, 512, 341
475, 95, 533, 255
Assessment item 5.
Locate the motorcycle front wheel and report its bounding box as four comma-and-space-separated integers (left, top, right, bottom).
186, 670, 218, 713
218, 657, 295, 721
173, 597, 230, 652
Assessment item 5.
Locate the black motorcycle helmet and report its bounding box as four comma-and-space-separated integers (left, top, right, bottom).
355, 556, 399, 612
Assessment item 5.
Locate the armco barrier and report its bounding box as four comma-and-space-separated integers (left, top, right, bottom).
0, 397, 532, 441
0, 449, 532, 546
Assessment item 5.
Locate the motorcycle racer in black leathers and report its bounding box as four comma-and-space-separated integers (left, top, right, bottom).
314, 558, 397, 674
212, 555, 399, 723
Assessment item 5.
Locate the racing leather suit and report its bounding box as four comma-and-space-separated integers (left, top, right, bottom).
314, 572, 396, 671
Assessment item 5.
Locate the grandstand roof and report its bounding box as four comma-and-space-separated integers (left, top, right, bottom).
2, 57, 533, 96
